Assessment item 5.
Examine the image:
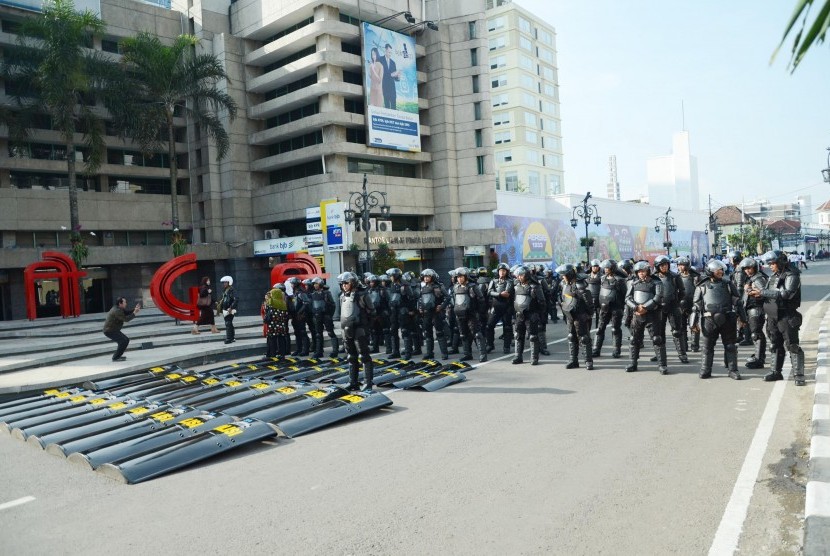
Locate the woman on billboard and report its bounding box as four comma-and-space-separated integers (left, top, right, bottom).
368, 47, 384, 107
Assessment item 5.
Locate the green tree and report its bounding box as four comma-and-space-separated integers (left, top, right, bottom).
116, 32, 238, 229
372, 243, 401, 275
774, 0, 830, 71
726, 224, 769, 255
1, 0, 117, 248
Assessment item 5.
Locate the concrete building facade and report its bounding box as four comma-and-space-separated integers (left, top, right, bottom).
0, 0, 504, 320
485, 1, 564, 197
647, 130, 700, 212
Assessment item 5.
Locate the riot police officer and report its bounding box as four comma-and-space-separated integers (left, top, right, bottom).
475, 267, 491, 335
446, 270, 461, 355
625, 261, 666, 373
653, 255, 689, 364
451, 267, 487, 362
533, 264, 552, 355
586, 259, 602, 328
676, 256, 701, 352
739, 257, 768, 370
747, 250, 804, 385
512, 265, 546, 365
691, 259, 743, 380
287, 277, 310, 356
386, 267, 416, 359
543, 267, 560, 323
379, 274, 394, 354
337, 272, 376, 391
556, 263, 594, 370
592, 259, 626, 358
404, 271, 423, 355
309, 277, 339, 358
486, 263, 514, 354
727, 250, 753, 347
418, 269, 450, 360
365, 275, 389, 354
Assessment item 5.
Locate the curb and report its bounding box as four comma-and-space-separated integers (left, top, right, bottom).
805, 311, 830, 554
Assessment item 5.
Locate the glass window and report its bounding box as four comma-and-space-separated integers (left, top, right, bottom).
525, 130, 537, 144
520, 55, 533, 70
542, 66, 555, 81
528, 171, 540, 195
490, 55, 507, 69
477, 155, 485, 175
522, 92, 536, 109
491, 75, 507, 88
487, 17, 505, 31
519, 37, 532, 51
472, 75, 480, 94
493, 111, 512, 126
524, 112, 537, 127
544, 83, 555, 97
539, 47, 554, 63
547, 174, 562, 195
539, 29, 553, 45
519, 17, 531, 34
469, 21, 477, 39
520, 74, 535, 90
475, 129, 483, 147
494, 131, 512, 144
505, 171, 519, 192
470, 48, 478, 66
489, 36, 507, 51
492, 93, 509, 107
474, 102, 482, 120
496, 150, 513, 163
541, 101, 558, 116
526, 150, 539, 164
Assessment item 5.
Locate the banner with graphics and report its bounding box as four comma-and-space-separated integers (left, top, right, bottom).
361, 22, 421, 152
493, 215, 708, 268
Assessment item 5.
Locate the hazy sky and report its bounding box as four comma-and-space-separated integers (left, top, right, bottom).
518, 0, 830, 215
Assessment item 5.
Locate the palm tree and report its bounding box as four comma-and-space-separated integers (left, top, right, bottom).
116, 32, 238, 230
774, 0, 830, 71
1, 0, 116, 244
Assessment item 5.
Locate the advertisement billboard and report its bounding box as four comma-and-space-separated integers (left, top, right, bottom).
361, 22, 421, 153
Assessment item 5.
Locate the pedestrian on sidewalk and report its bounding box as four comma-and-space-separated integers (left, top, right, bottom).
103, 297, 141, 361
219, 276, 238, 344
193, 276, 219, 334
264, 287, 290, 357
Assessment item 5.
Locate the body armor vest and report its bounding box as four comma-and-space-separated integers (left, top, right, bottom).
631, 279, 657, 305
340, 292, 360, 325
599, 275, 621, 307
452, 283, 473, 314
419, 286, 438, 311
560, 281, 580, 313
514, 282, 532, 313
679, 272, 697, 304
389, 283, 402, 307
656, 273, 677, 304
702, 279, 734, 314
586, 273, 601, 301
309, 290, 327, 314
743, 272, 767, 310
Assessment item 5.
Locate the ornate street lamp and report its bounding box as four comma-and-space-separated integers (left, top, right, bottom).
372, 11, 416, 26
399, 20, 439, 33
822, 147, 830, 184
570, 192, 601, 264
654, 207, 677, 256
343, 173, 390, 275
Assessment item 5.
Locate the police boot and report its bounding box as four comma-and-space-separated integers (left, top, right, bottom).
566, 338, 579, 369
582, 336, 594, 370
530, 335, 540, 366
437, 336, 450, 360
738, 327, 753, 346
347, 358, 360, 391
503, 331, 513, 354
764, 349, 786, 381
673, 336, 689, 364
512, 337, 525, 364
539, 330, 551, 356
690, 330, 700, 352
591, 333, 604, 358
329, 336, 340, 358
390, 335, 401, 359
402, 335, 413, 360
299, 333, 310, 356
461, 338, 474, 362
448, 329, 460, 355
657, 342, 668, 374
486, 327, 496, 353
423, 338, 435, 360
726, 344, 741, 380
314, 337, 324, 359
791, 346, 805, 386
385, 330, 393, 355
745, 333, 766, 369
699, 340, 714, 379
362, 359, 374, 392
476, 332, 488, 363
626, 344, 639, 372
611, 331, 622, 358
650, 342, 659, 362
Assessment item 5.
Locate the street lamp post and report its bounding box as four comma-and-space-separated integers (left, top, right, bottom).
343, 173, 390, 275
570, 192, 601, 265
822, 147, 830, 184
654, 207, 677, 256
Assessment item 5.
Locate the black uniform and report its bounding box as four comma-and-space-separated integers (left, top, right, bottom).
288, 282, 310, 356
677, 266, 701, 352
654, 268, 689, 363
742, 269, 768, 369
309, 285, 339, 358
560, 274, 594, 369
592, 270, 626, 358
759, 261, 804, 384
388, 277, 417, 359
340, 283, 376, 391
486, 272, 515, 354
418, 278, 450, 360
625, 273, 665, 373
451, 276, 488, 362
586, 268, 602, 328
512, 275, 546, 365
691, 273, 742, 379
366, 281, 390, 353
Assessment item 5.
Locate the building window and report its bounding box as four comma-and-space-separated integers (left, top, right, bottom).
472, 75, 480, 94
542, 66, 555, 81
492, 93, 509, 107
524, 112, 537, 127
489, 36, 507, 51
520, 74, 535, 90
474, 102, 482, 120
269, 160, 324, 184
491, 75, 507, 88
475, 129, 483, 148
490, 55, 507, 69
528, 171, 540, 194
263, 45, 316, 73
469, 21, 477, 39
493, 111, 512, 126
494, 131, 512, 144
541, 101, 558, 116
547, 174, 562, 195
267, 130, 323, 156
522, 92, 536, 109
470, 48, 478, 66
496, 150, 512, 163
519, 17, 531, 34
487, 17, 505, 31
477, 155, 485, 175
525, 130, 537, 144
344, 98, 365, 114
519, 37, 532, 51
346, 128, 366, 144
347, 157, 417, 178
526, 150, 539, 164
520, 54, 534, 71
538, 47, 554, 63
539, 29, 553, 46
505, 171, 519, 192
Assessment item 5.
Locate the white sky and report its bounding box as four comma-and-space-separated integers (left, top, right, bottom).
517, 0, 830, 214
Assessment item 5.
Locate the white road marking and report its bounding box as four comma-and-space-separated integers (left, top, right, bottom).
709, 290, 830, 555
0, 496, 35, 511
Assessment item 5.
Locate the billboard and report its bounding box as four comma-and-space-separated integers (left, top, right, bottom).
361, 22, 421, 152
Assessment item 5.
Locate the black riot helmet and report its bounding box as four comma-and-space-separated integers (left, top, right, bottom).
599, 259, 617, 271
632, 261, 650, 274
706, 259, 728, 276
738, 257, 759, 272
386, 267, 402, 279
675, 256, 690, 267
727, 250, 743, 266
762, 250, 788, 268
653, 255, 671, 269
555, 263, 576, 278
337, 272, 358, 285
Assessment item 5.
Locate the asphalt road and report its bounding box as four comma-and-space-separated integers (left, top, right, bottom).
0, 262, 826, 555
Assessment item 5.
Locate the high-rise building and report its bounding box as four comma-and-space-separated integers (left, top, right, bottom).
0, 0, 503, 320
647, 131, 699, 211
606, 155, 620, 201
485, 1, 564, 197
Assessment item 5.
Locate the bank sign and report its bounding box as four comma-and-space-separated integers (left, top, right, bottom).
323, 201, 348, 252
253, 234, 322, 257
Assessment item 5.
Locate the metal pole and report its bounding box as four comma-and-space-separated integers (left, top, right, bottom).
362, 174, 370, 275
584, 213, 590, 264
